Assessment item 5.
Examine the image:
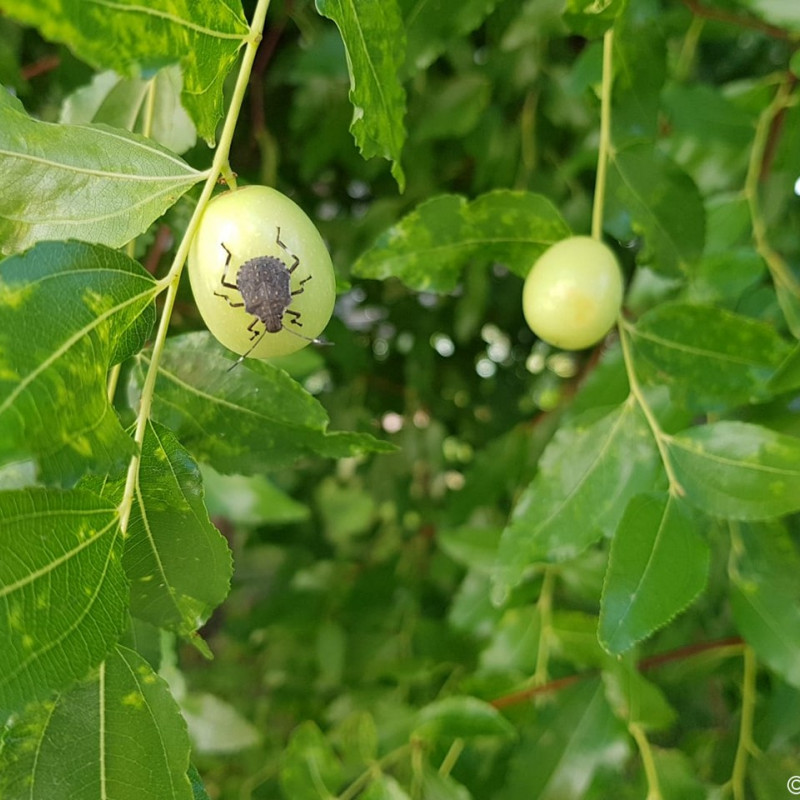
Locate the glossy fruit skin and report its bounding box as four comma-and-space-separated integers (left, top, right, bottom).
522, 236, 623, 350
188, 185, 335, 358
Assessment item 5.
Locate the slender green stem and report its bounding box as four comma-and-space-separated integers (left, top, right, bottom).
439, 738, 464, 778
744, 74, 799, 313
410, 738, 424, 800
730, 646, 758, 800
618, 319, 684, 496
591, 28, 614, 241
108, 78, 161, 406
117, 0, 271, 531
142, 78, 158, 140
533, 567, 555, 686
629, 722, 662, 800
107, 362, 121, 403
675, 15, 705, 82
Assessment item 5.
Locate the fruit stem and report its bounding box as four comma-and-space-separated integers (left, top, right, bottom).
591, 28, 614, 241
118, 0, 272, 533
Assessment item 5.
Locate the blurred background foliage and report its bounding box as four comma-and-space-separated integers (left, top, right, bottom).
3, 0, 800, 796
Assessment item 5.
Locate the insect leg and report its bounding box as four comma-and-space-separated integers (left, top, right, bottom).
276, 227, 301, 273
246, 317, 262, 340
291, 275, 312, 296
285, 309, 303, 327
219, 242, 238, 289
214, 290, 245, 307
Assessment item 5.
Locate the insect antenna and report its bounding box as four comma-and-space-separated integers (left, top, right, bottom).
226, 328, 267, 372
226, 326, 333, 372
281, 323, 333, 346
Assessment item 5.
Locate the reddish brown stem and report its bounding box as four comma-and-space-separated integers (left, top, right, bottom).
490, 635, 745, 710
681, 0, 795, 41
491, 674, 585, 710
20, 54, 60, 80
143, 225, 173, 277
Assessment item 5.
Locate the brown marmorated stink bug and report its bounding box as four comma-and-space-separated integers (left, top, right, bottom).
214, 227, 326, 368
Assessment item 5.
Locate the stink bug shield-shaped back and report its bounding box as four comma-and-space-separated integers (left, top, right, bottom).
215, 227, 322, 368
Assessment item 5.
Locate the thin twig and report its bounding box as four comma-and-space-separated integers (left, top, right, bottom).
681, 0, 796, 41
20, 54, 60, 80
490, 635, 744, 710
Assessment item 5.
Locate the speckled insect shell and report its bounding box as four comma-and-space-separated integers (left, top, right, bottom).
237, 256, 293, 333
188, 186, 336, 359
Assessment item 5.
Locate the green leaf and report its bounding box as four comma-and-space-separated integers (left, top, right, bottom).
279, 720, 343, 800
353, 190, 571, 292
666, 421, 800, 520
551, 611, 613, 670
661, 82, 754, 147
730, 522, 800, 688
628, 303, 790, 412
188, 764, 213, 800
494, 399, 661, 597
400, 0, 499, 72
60, 66, 197, 154
0, 488, 127, 712
83, 421, 232, 641
0, 0, 248, 144
413, 75, 491, 141
603, 663, 677, 732
650, 749, 709, 800
438, 526, 503, 573
202, 464, 310, 526
612, 8, 666, 141
419, 768, 471, 800
129, 332, 392, 475
315, 0, 407, 190
0, 241, 156, 485
180, 690, 261, 755
0, 645, 192, 800
330, 711, 378, 774
607, 143, 705, 274
769, 341, 800, 394
600, 493, 708, 654
563, 0, 626, 38
414, 696, 516, 740
479, 605, 541, 673
362, 775, 412, 800
0, 89, 203, 255
686, 248, 766, 308
498, 679, 629, 800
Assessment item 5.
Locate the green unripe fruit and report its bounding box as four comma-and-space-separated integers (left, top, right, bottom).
188, 185, 336, 359
522, 236, 623, 350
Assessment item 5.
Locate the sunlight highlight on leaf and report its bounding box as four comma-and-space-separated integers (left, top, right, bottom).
0, 0, 249, 143
316, 0, 407, 189
0, 489, 127, 712
0, 91, 203, 255
0, 645, 193, 799
354, 190, 571, 292
0, 241, 157, 484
